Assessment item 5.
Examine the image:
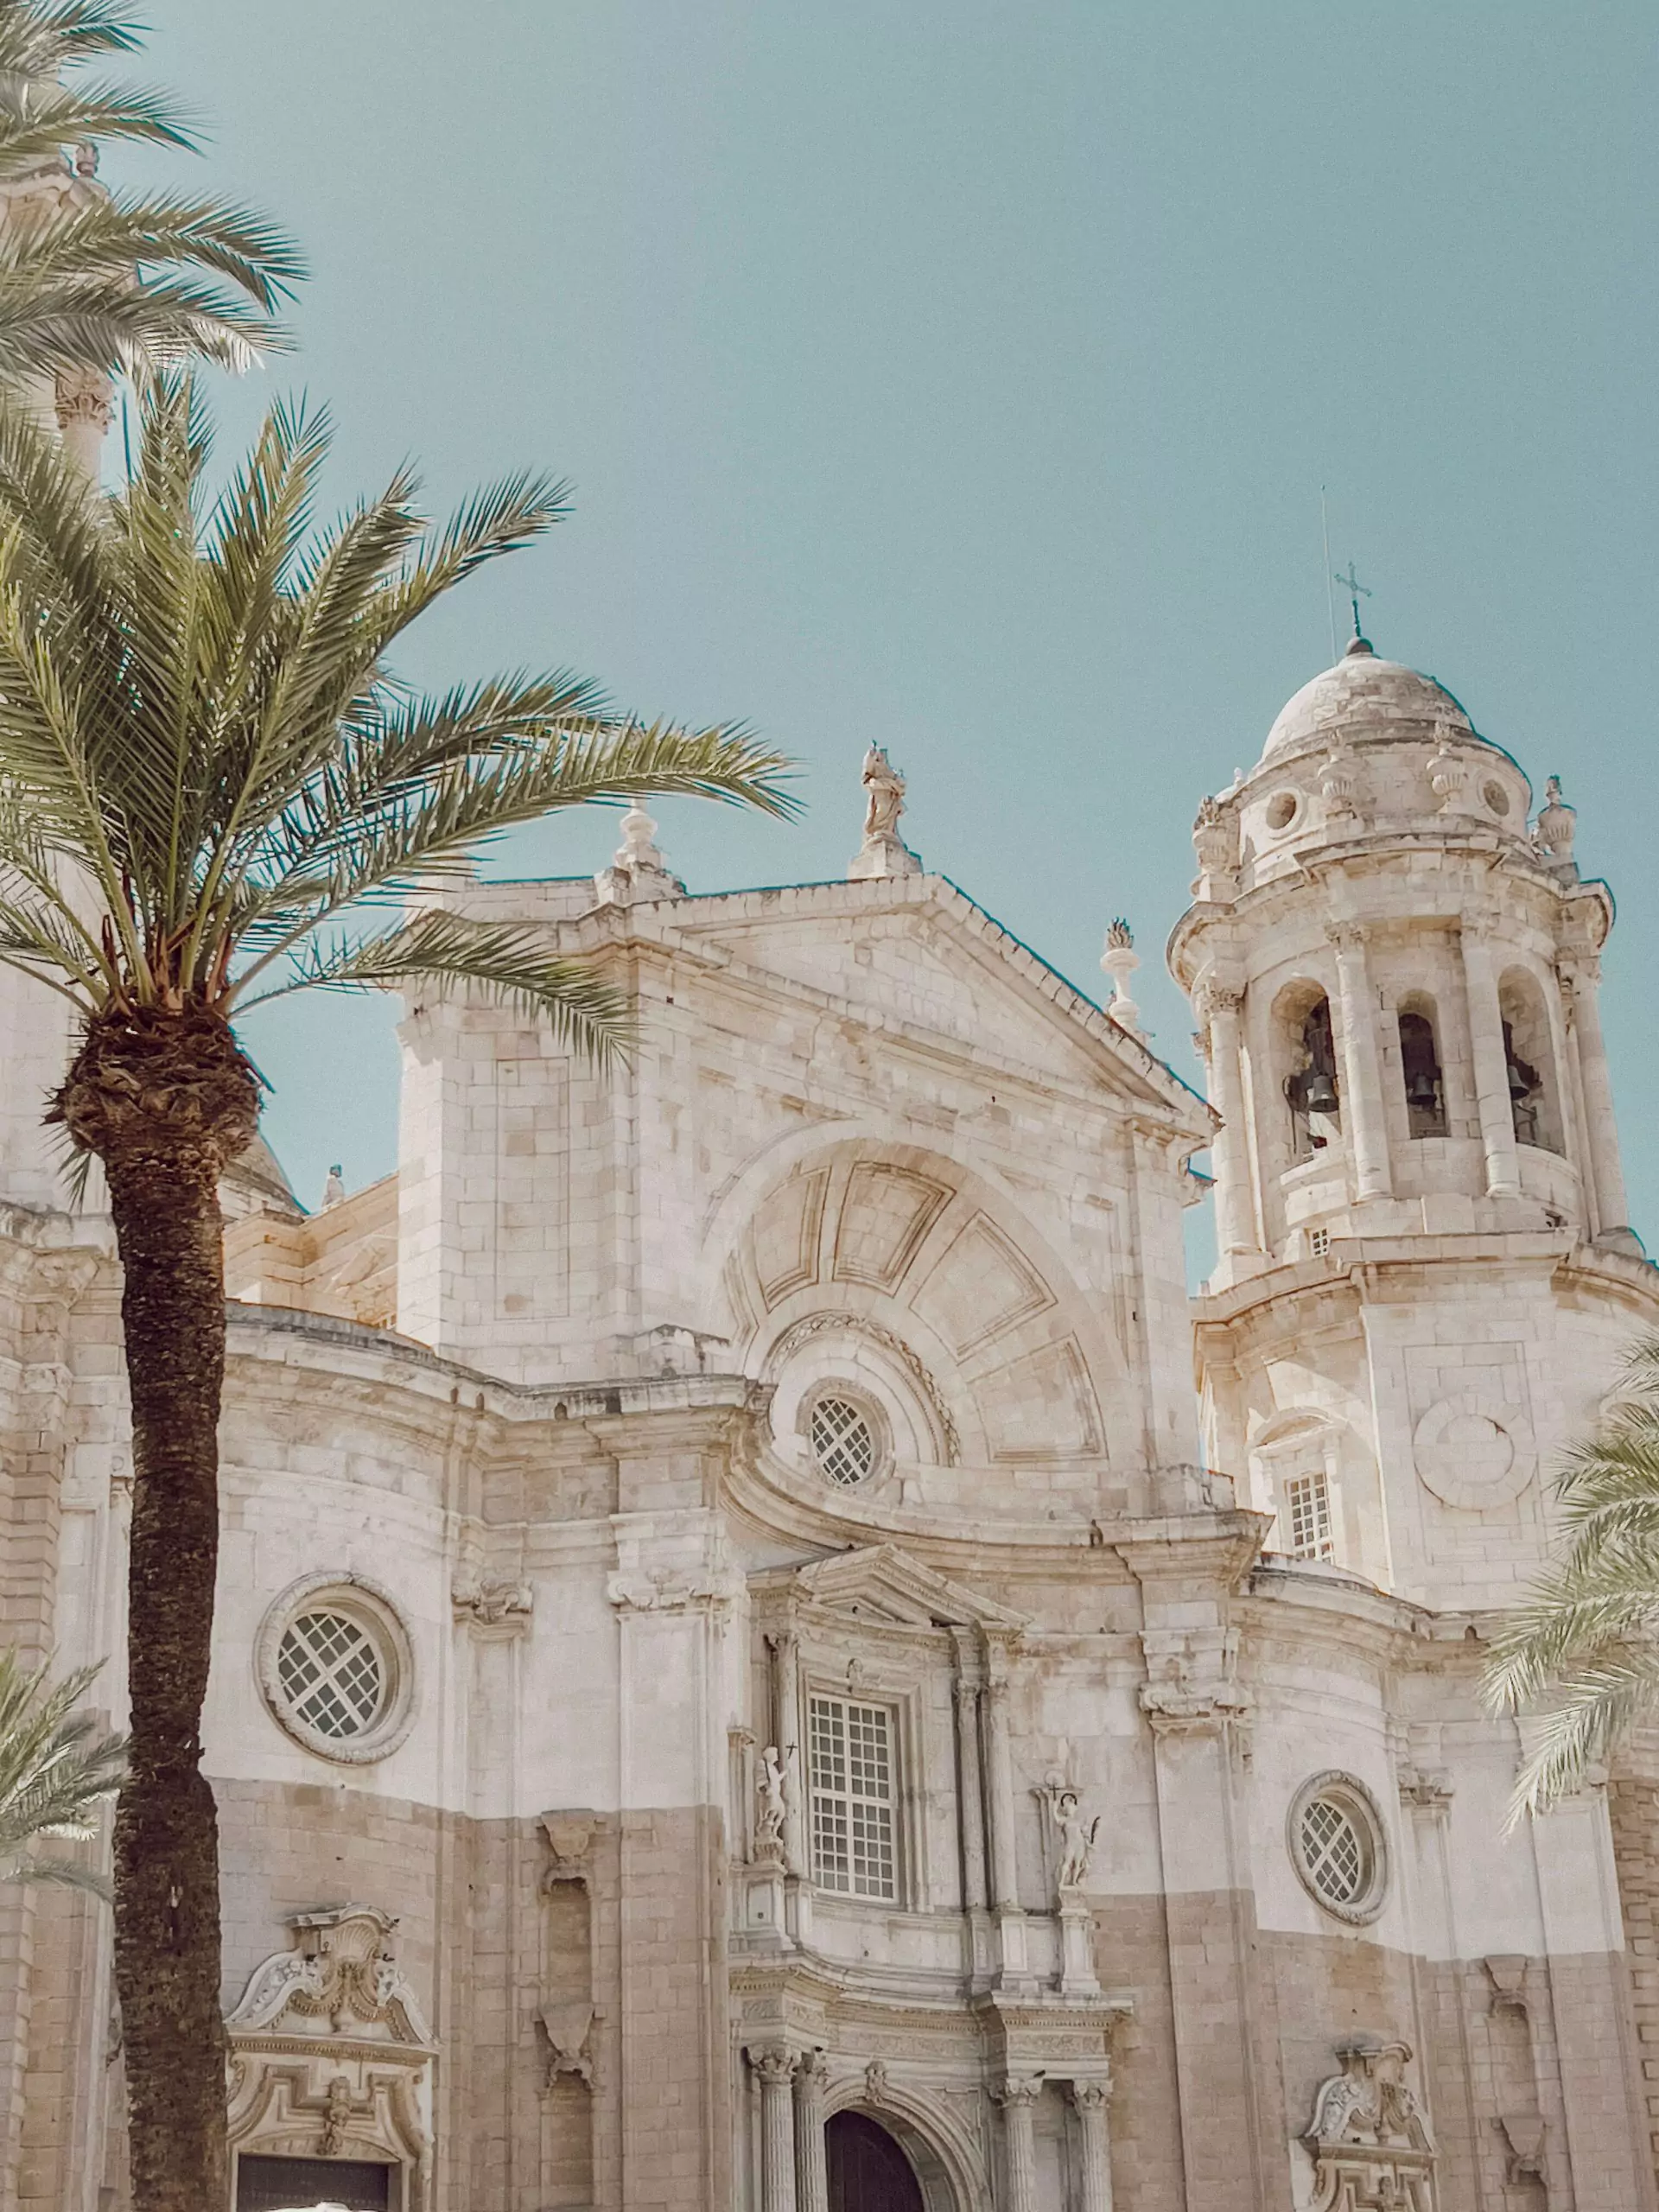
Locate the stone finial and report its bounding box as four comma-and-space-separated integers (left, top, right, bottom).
1100, 921, 1141, 1033
321, 1164, 346, 1209
848, 742, 922, 880
73, 142, 98, 178
1535, 774, 1576, 862
593, 791, 685, 906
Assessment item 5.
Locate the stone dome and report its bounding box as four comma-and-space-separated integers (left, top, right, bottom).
1262, 637, 1472, 761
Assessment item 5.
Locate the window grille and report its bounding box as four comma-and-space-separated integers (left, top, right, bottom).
1309, 1226, 1332, 1258
809, 1694, 897, 1900
276, 1610, 385, 1740
1284, 1471, 1334, 1561
810, 1395, 877, 1486
1298, 1795, 1369, 1906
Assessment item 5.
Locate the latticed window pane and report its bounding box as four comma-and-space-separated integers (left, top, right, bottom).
809, 1695, 897, 1899
277, 1611, 385, 1739
1284, 1471, 1334, 1560
1300, 1796, 1366, 1904
810, 1396, 876, 1486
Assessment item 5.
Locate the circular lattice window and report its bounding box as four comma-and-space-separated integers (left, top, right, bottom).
257, 1573, 415, 1764
1288, 1771, 1389, 1924
810, 1394, 880, 1486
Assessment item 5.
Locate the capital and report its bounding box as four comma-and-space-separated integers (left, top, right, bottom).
1071, 2077, 1112, 2112
993, 2075, 1043, 2108
751, 2044, 798, 2087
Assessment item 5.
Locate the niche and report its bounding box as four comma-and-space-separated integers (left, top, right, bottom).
1498, 970, 1561, 1154
537, 1813, 597, 2206
1281, 990, 1340, 1160
1396, 1000, 1447, 1138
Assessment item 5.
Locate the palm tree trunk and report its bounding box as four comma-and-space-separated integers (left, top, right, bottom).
53, 1007, 259, 2212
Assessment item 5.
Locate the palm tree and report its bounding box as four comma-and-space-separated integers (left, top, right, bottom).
1485, 1333, 1659, 1815
0, 1648, 124, 1894
0, 0, 299, 382
0, 373, 793, 2210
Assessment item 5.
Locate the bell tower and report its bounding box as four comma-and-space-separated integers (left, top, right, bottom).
1171, 634, 1656, 1611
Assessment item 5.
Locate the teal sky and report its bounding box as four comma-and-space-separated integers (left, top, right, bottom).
126, 2, 1658, 1248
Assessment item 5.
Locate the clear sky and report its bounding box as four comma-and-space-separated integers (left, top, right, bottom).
124, 1, 1658, 1249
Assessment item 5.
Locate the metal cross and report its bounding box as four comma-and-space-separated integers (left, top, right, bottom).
1333, 562, 1371, 639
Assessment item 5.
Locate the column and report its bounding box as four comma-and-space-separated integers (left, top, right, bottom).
993, 2077, 1040, 2212
1458, 925, 1522, 1198
766, 1629, 806, 1876
983, 1642, 1020, 1913
754, 2048, 798, 2212
1561, 955, 1630, 1236
793, 2050, 829, 2212
1327, 925, 1393, 1200
950, 1632, 988, 1912
1071, 2081, 1115, 2212
1199, 982, 1260, 1256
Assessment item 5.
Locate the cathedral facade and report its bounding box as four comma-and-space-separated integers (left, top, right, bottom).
2, 639, 1658, 2211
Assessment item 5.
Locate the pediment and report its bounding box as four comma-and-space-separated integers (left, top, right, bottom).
788, 1544, 1027, 1631
658, 877, 1212, 1136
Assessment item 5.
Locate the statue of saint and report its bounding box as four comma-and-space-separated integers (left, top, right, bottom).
861, 745, 906, 841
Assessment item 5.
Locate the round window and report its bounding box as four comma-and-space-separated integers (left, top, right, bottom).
1265, 791, 1300, 833
277, 1610, 385, 1740
810, 1395, 879, 1486
1287, 1771, 1389, 1923
257, 1574, 416, 1764
1482, 779, 1511, 817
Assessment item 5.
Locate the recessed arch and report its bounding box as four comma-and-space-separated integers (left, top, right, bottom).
703, 1132, 1134, 1473
823, 2082, 986, 2212
1498, 966, 1562, 1154
826, 2110, 925, 2211
1269, 977, 1340, 1160
1395, 991, 1447, 1138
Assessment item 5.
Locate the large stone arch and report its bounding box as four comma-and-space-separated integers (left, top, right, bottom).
702, 1130, 1136, 1473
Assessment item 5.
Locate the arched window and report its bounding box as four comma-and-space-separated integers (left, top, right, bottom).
1498, 969, 1561, 1154
1284, 994, 1339, 1159
1396, 1001, 1446, 1137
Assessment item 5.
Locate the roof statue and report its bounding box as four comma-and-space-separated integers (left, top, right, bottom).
849, 742, 922, 879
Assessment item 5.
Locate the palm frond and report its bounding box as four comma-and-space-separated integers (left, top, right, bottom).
0, 1648, 123, 1901
241, 910, 634, 1062
1486, 1335, 1659, 1817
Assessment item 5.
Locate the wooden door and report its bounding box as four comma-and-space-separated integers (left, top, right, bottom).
825, 2110, 925, 2212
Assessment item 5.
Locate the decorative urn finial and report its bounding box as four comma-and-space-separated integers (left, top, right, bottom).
1101, 920, 1142, 1033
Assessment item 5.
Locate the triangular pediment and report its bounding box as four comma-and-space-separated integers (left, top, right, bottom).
649, 875, 1212, 1136
788, 1544, 1027, 1631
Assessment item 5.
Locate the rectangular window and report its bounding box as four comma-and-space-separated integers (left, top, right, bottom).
1284, 1471, 1334, 1561
809, 1694, 897, 1900
1309, 1225, 1332, 1258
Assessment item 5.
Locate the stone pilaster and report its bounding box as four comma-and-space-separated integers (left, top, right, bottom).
1327, 924, 1393, 1200
1197, 979, 1259, 1256
792, 2048, 828, 2212
1459, 922, 1522, 1198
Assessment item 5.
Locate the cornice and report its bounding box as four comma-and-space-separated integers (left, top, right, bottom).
1192, 1230, 1656, 1344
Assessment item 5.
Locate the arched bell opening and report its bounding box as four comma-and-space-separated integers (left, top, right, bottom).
1274, 982, 1340, 1160
1396, 998, 1447, 1139
826, 2110, 928, 2212
1498, 968, 1562, 1155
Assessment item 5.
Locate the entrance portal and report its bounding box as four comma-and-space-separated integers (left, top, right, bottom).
235, 2154, 394, 2211
826, 2111, 925, 2212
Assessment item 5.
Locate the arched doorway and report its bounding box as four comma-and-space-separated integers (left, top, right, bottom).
826, 2111, 925, 2212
